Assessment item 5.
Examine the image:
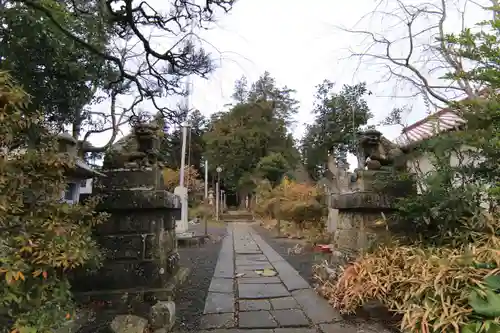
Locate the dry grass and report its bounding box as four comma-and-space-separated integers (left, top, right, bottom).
314, 215, 500, 333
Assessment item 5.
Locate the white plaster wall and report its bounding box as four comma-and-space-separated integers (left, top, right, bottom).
61, 178, 82, 204
406, 146, 491, 208
79, 178, 93, 194
409, 145, 480, 173
407, 153, 434, 175
407, 153, 434, 194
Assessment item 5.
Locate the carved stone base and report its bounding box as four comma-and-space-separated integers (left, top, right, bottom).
334, 210, 390, 252
65, 267, 189, 333
350, 170, 415, 196
330, 188, 396, 253
74, 266, 189, 308
330, 191, 392, 210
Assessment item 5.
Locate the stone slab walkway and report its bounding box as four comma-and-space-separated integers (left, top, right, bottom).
197, 223, 383, 333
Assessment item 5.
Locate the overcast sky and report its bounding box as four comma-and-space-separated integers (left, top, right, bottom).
89, 0, 490, 169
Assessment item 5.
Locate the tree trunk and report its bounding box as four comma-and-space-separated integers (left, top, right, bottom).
238, 190, 247, 209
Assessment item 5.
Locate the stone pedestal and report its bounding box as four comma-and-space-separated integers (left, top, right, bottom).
329, 170, 414, 254
330, 191, 392, 252
70, 166, 188, 331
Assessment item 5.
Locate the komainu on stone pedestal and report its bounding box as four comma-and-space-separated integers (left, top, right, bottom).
328, 130, 414, 254
357, 129, 407, 172
69, 121, 188, 333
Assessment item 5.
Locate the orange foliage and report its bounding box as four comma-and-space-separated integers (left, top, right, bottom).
254, 177, 326, 227
162, 166, 203, 193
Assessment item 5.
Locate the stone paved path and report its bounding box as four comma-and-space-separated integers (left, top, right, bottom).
197, 223, 389, 333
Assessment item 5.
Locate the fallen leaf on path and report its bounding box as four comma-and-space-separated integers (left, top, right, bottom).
254, 268, 277, 277
288, 244, 304, 255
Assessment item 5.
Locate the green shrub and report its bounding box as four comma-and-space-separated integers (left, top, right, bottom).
189, 201, 214, 220
0, 72, 107, 333
324, 8, 500, 333
253, 179, 275, 219
388, 14, 500, 247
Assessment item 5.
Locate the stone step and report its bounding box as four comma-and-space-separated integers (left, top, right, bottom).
221, 214, 254, 222
177, 235, 209, 248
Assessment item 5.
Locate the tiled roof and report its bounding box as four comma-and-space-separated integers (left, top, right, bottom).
75, 158, 105, 177
394, 108, 466, 148
394, 89, 498, 148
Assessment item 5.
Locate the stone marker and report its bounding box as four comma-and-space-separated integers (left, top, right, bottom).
110, 314, 148, 333
149, 301, 175, 331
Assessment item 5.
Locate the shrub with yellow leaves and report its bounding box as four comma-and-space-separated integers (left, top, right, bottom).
332, 213, 500, 333
253, 179, 275, 219
0, 72, 107, 332
253, 177, 326, 230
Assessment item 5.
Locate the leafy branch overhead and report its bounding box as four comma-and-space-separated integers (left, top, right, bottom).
301, 81, 373, 180
340, 0, 486, 108
1, 0, 234, 155
15, 0, 234, 111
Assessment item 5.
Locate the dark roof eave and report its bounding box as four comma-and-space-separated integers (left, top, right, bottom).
64, 159, 106, 178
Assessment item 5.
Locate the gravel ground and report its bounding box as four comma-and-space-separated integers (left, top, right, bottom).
173, 222, 227, 332
252, 223, 318, 285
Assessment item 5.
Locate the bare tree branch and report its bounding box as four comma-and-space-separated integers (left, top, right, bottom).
63, 35, 147, 152
337, 0, 487, 110
81, 89, 130, 152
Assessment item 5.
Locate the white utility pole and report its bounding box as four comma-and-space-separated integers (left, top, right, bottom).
179, 121, 189, 220
215, 181, 219, 221
179, 122, 188, 189
204, 160, 208, 199
215, 166, 222, 221
175, 121, 191, 237
174, 17, 197, 239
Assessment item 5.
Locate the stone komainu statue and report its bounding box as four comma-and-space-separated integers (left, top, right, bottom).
357, 129, 406, 172
103, 120, 162, 169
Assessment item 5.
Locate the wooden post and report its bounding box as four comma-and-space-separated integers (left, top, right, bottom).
204, 215, 208, 237
275, 198, 281, 237
203, 199, 209, 237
